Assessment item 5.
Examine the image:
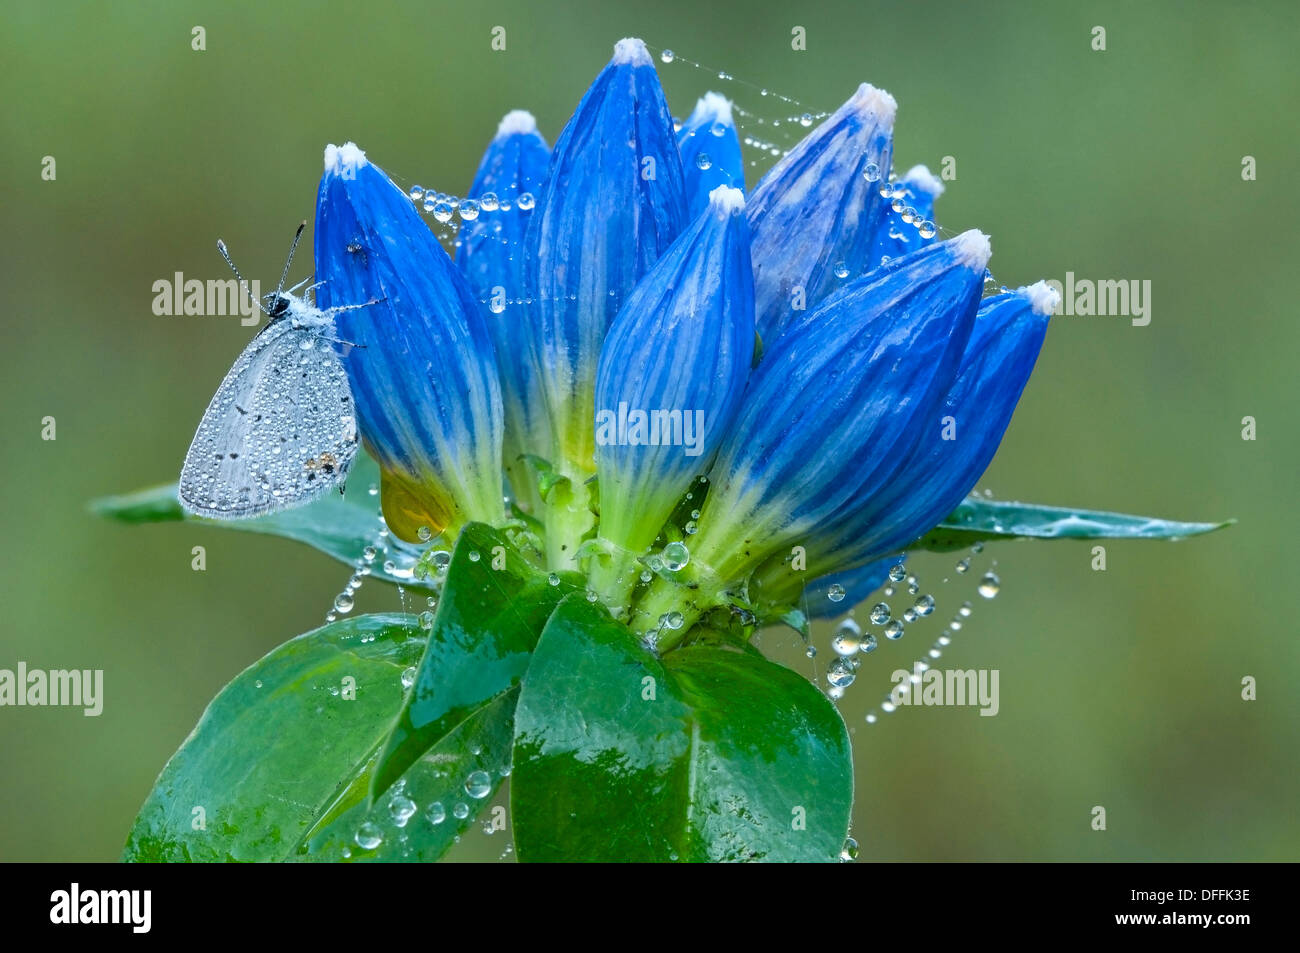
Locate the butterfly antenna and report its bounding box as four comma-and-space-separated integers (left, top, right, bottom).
216, 239, 269, 315
276, 221, 307, 296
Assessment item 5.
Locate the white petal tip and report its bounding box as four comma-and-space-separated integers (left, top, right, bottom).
708, 185, 746, 215
848, 83, 897, 127
324, 142, 368, 174
1025, 280, 1060, 316
951, 230, 992, 270
496, 110, 539, 138
691, 91, 734, 126
903, 164, 945, 197
612, 37, 653, 67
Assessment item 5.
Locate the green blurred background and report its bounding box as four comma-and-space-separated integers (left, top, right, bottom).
2, 0, 1296, 862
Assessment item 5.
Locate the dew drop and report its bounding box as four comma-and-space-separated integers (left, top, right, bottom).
333, 592, 354, 613
885, 620, 904, 640
955, 557, 970, 574
468, 550, 481, 562
354, 822, 384, 850
479, 191, 499, 212
452, 802, 470, 819
833, 261, 849, 278
826, 656, 856, 689
978, 572, 1001, 599
426, 802, 446, 825
662, 540, 690, 571
869, 602, 891, 625
388, 794, 417, 827
416, 525, 432, 542
417, 610, 435, 630
465, 770, 492, 799
826, 583, 846, 603
547, 572, 561, 586
863, 162, 881, 183
660, 48, 675, 63
888, 563, 906, 582
516, 192, 535, 211
401, 665, 417, 689
432, 201, 453, 223
919, 220, 937, 239
840, 836, 860, 861
831, 619, 862, 655
458, 199, 480, 221
860, 632, 878, 653
914, 594, 935, 616
799, 112, 813, 127
409, 185, 425, 201
695, 152, 713, 170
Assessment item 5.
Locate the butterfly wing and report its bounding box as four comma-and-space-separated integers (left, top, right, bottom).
179, 322, 359, 518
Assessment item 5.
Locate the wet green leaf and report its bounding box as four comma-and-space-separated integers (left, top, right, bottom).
512, 595, 853, 862
369, 523, 580, 800
123, 613, 500, 862
915, 497, 1233, 552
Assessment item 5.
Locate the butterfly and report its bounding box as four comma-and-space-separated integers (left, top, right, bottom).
178, 224, 369, 519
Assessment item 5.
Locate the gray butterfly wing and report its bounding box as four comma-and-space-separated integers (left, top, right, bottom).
179, 321, 359, 518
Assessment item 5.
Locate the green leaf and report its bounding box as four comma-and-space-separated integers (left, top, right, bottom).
124, 612, 505, 862
511, 595, 853, 862
91, 451, 434, 589
914, 496, 1234, 552
369, 522, 581, 800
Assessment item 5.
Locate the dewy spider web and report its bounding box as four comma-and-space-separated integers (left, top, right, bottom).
338, 47, 1011, 725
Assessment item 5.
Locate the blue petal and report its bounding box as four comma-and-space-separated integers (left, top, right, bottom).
836, 281, 1055, 562
526, 37, 688, 478
746, 84, 896, 344
871, 164, 944, 266
314, 142, 504, 540
456, 112, 551, 503
594, 186, 754, 554
676, 93, 746, 219
691, 230, 992, 584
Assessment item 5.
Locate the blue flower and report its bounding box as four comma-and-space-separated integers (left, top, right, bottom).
676, 92, 746, 217
678, 231, 990, 593
456, 112, 551, 510
590, 185, 754, 606
314, 142, 504, 542
525, 38, 687, 492
305, 38, 1055, 646
749, 282, 1056, 605
746, 84, 896, 343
